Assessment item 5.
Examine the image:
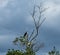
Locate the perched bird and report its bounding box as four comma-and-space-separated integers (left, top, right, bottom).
24, 32, 27, 37
23, 32, 28, 40
23, 32, 29, 46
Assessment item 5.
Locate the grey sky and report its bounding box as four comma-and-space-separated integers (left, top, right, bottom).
0, 0, 60, 55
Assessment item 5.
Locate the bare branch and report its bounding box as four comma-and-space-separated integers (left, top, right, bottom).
30, 31, 38, 42
29, 29, 35, 40
30, 4, 46, 43
38, 17, 46, 28
32, 6, 37, 30
33, 43, 44, 52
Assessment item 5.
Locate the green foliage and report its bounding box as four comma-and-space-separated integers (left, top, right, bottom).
6, 49, 23, 55
48, 46, 60, 55
6, 48, 35, 55
25, 47, 35, 55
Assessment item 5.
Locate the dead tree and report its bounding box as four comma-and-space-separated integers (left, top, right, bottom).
13, 3, 47, 53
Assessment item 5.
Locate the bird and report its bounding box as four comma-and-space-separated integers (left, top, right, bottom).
24, 32, 27, 37
24, 32, 28, 40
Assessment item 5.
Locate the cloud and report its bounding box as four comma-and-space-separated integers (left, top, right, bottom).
44, 1, 60, 18
0, 0, 34, 34
0, 0, 10, 8
0, 0, 34, 52
42, 1, 60, 32
26, 0, 60, 24
26, 0, 60, 30
0, 0, 60, 53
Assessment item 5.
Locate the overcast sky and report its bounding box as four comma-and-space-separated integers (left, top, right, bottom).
0, 0, 60, 55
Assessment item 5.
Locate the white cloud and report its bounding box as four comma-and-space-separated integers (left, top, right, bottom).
0, 0, 15, 9
43, 1, 60, 27
44, 1, 60, 16
0, 0, 8, 8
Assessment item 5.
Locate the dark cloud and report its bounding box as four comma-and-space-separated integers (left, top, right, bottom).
0, 0, 60, 54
